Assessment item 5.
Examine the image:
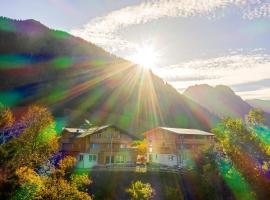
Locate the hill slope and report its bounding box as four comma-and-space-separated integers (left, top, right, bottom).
0, 17, 218, 134
183, 84, 252, 118
246, 99, 270, 113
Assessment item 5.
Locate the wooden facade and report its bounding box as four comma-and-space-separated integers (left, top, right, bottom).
144, 127, 215, 167
60, 125, 138, 168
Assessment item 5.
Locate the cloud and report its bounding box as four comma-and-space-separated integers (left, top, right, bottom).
69, 1, 270, 99
70, 0, 252, 52
236, 88, 270, 100
70, 0, 270, 53
232, 79, 270, 92
152, 52, 270, 99
243, 2, 270, 19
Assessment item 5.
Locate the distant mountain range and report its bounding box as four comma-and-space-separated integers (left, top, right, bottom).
184, 84, 270, 126
0, 17, 218, 135
183, 84, 252, 118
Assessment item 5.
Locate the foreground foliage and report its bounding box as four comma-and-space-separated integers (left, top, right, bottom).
126, 181, 154, 200
13, 156, 91, 200
0, 104, 92, 199
212, 109, 270, 199
0, 103, 14, 129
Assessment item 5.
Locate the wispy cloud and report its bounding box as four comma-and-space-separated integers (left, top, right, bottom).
153, 52, 270, 99
243, 2, 270, 19
70, 0, 270, 99
71, 0, 253, 52
237, 88, 270, 100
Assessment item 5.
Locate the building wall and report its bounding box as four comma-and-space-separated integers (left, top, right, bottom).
149, 153, 178, 167
145, 128, 214, 167
60, 127, 137, 168
77, 153, 98, 168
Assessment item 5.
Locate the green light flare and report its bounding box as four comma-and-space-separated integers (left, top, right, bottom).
0, 54, 30, 69
0, 18, 16, 31
217, 159, 255, 200
0, 91, 22, 107
50, 57, 73, 69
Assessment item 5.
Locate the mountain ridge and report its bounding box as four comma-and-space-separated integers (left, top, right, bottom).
246, 99, 270, 113
183, 84, 252, 118
183, 84, 270, 127
0, 16, 219, 134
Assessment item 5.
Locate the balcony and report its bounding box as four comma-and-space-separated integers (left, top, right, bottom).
177, 138, 211, 145
89, 138, 125, 143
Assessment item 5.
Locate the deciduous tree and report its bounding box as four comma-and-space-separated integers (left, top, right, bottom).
126, 181, 154, 200
0, 102, 14, 129
246, 108, 265, 125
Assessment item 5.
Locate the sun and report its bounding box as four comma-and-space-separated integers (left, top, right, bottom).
130, 45, 158, 69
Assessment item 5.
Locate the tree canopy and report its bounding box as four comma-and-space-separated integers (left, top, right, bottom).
0, 104, 92, 199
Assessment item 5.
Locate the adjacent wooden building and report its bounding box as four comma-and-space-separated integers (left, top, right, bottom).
60, 125, 138, 168
144, 127, 215, 167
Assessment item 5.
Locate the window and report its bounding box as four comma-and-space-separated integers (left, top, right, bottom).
149, 154, 153, 162
179, 144, 184, 150
79, 155, 84, 161
115, 156, 120, 163
168, 155, 174, 161
195, 135, 205, 139
120, 144, 127, 148
88, 154, 97, 162
91, 143, 99, 149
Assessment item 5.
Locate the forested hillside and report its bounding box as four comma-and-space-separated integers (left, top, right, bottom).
0, 17, 218, 134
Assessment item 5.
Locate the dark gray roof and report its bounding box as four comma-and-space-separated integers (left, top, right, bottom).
159, 127, 214, 136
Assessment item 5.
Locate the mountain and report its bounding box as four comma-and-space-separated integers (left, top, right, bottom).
246, 99, 270, 113
183, 84, 252, 118
0, 17, 219, 135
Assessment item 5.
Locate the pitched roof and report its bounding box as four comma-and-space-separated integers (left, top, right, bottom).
158, 127, 214, 136
63, 125, 137, 139
63, 128, 86, 133
76, 125, 110, 138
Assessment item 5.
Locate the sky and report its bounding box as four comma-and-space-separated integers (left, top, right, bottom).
1, 0, 270, 100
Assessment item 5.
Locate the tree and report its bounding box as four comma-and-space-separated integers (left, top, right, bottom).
246, 108, 265, 126
132, 140, 147, 155
0, 105, 58, 198
212, 117, 270, 199
0, 105, 92, 199
0, 102, 14, 129
126, 181, 154, 200
14, 156, 92, 200
1, 105, 59, 171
